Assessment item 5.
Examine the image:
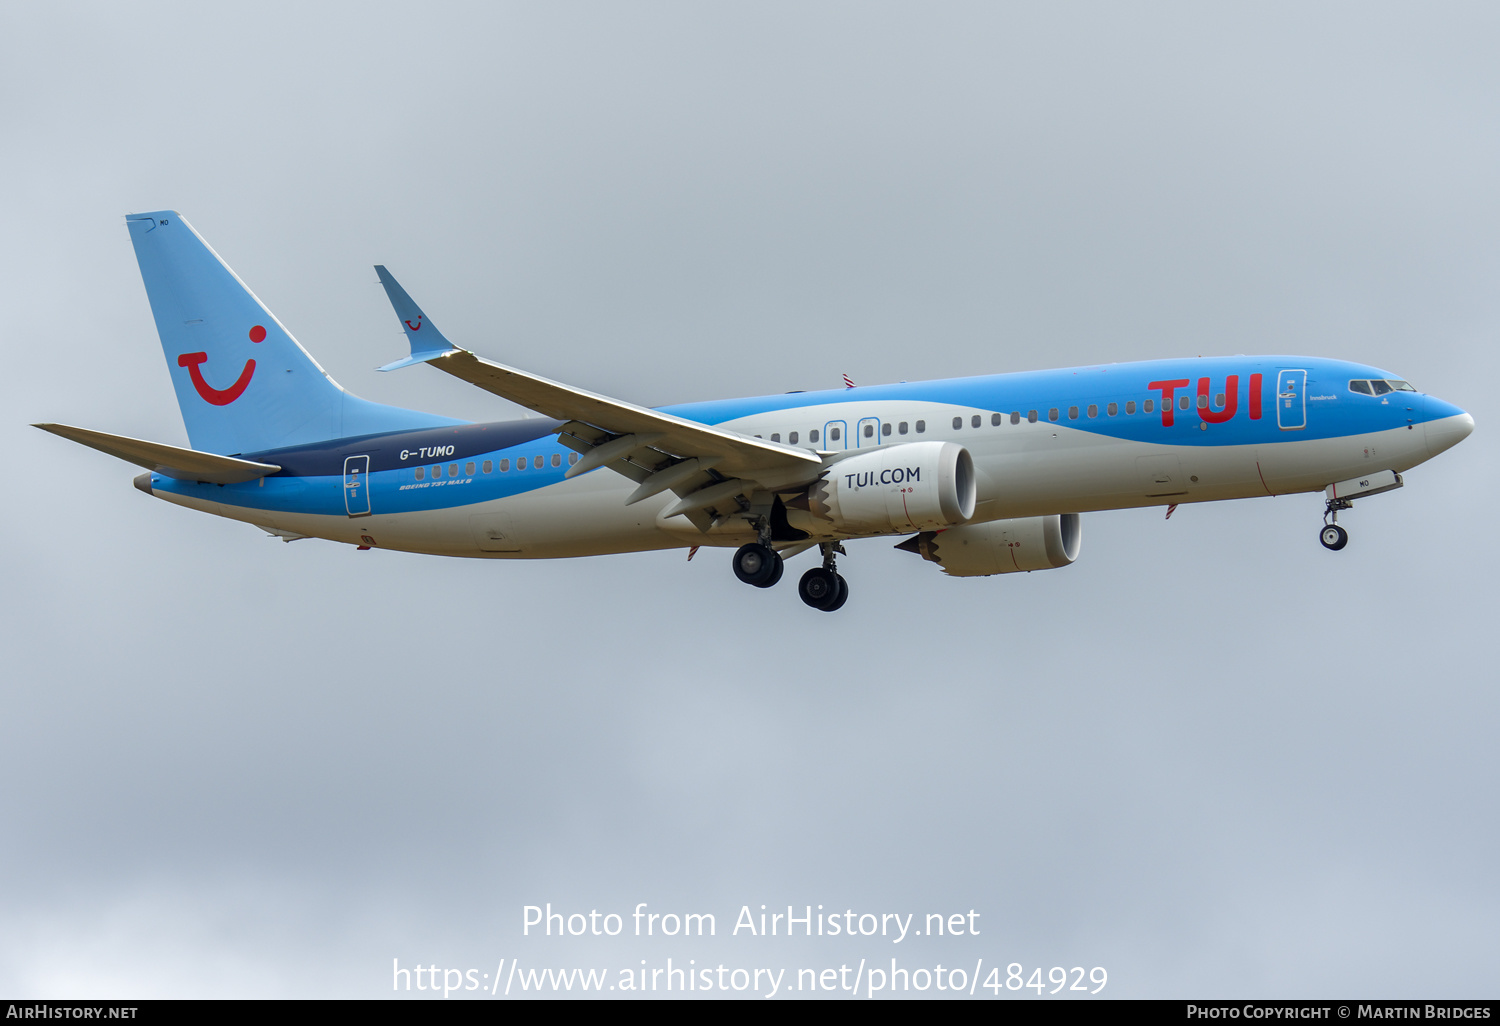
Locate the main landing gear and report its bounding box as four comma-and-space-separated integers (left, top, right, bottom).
1320, 497, 1352, 551
733, 517, 787, 588
730, 536, 849, 612
731, 542, 784, 588
798, 542, 848, 612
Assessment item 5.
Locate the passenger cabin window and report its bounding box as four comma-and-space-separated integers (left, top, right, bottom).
1048, 408, 1059, 422
482, 460, 492, 474
1144, 399, 1155, 413
829, 427, 841, 441
449, 463, 459, 477
415, 467, 425, 480
1215, 393, 1225, 408
915, 421, 926, 433
882, 423, 892, 436
517, 457, 527, 470
465, 462, 476, 476
1107, 402, 1117, 416
1027, 410, 1038, 423
807, 429, 816, 443
551, 453, 561, 467
433, 465, 443, 478
1126, 401, 1136, 414
991, 413, 1002, 426
1068, 406, 1079, 420
568, 452, 578, 465
789, 431, 799, 444
952, 417, 963, 430
899, 421, 909, 434
1179, 396, 1190, 410
971, 415, 981, 428
864, 424, 875, 438
1197, 395, 1208, 409
1010, 412, 1020, 424
500, 458, 510, 472
771, 432, 781, 442
1088, 404, 1098, 418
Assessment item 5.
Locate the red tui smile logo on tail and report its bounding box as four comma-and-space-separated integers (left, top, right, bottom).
178, 325, 264, 405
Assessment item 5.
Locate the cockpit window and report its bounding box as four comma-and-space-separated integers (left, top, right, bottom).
1351, 378, 1417, 395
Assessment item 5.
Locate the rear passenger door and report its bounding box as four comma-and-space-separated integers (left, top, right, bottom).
343, 455, 372, 517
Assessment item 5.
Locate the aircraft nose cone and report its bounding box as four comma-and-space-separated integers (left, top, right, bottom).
1425, 406, 1474, 458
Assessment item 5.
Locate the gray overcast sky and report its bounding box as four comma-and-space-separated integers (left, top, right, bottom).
2, 1, 1496, 999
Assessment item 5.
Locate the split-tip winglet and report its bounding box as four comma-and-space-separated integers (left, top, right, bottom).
374, 264, 460, 371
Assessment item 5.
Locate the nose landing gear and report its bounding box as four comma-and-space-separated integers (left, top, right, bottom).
1320, 497, 1352, 551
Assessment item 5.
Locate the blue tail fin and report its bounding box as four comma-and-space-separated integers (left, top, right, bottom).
126, 211, 462, 455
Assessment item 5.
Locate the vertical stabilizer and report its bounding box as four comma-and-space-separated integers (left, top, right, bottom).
126, 211, 461, 455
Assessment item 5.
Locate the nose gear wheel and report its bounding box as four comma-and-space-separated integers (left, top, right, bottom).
1321, 496, 1353, 551
1320, 524, 1348, 550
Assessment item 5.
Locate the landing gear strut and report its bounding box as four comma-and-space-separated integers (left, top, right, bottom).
799, 541, 849, 612
1320, 498, 1351, 551
732, 515, 788, 589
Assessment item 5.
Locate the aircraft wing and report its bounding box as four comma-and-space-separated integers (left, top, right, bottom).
34, 423, 281, 483
432, 350, 822, 519
375, 267, 823, 526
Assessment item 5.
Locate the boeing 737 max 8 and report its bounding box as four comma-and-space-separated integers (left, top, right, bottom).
36, 211, 1475, 611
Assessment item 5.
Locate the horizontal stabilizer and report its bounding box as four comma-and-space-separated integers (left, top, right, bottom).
375, 265, 460, 371
34, 423, 281, 484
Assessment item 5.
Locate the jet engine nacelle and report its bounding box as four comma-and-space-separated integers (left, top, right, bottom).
796, 441, 976, 535
900, 514, 1082, 576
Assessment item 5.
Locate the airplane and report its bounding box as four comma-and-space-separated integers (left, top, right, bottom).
36, 210, 1475, 612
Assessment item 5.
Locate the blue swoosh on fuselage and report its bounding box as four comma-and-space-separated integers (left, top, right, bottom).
663, 356, 1434, 447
